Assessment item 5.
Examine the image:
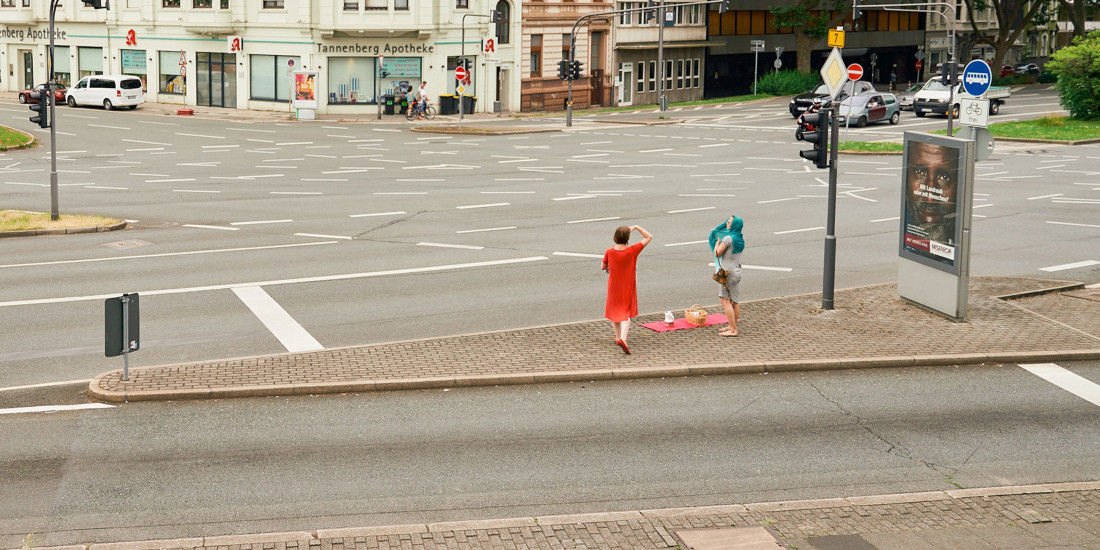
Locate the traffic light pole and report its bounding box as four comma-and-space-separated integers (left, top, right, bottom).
48, 0, 60, 220
821, 103, 840, 310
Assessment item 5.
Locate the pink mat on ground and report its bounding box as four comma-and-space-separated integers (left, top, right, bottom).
641, 314, 728, 332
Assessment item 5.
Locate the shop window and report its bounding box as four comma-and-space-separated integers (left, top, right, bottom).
78, 47, 103, 79
121, 49, 148, 91
364, 0, 385, 9
343, 0, 357, 10
162, 0, 179, 7
53, 46, 71, 87
1, 0, 15, 7
495, 1, 510, 44
193, 0, 210, 7
159, 51, 186, 94
395, 0, 406, 9
530, 34, 542, 77
251, 54, 298, 101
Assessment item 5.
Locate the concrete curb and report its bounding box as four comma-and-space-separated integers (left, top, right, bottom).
15, 482, 1100, 550
86, 349, 1100, 403
0, 220, 127, 239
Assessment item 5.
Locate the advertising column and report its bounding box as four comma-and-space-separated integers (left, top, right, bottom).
897, 132, 976, 321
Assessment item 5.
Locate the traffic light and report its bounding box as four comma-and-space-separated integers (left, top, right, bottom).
644, 0, 657, 23
489, 9, 501, 22
28, 90, 49, 129
719, 0, 731, 14
557, 60, 569, 80
799, 109, 830, 169
852, 0, 862, 19
81, 0, 109, 8
938, 62, 955, 85
569, 59, 584, 80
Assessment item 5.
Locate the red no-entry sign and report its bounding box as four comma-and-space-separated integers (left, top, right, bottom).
915, 60, 923, 71
847, 63, 864, 81
455, 66, 468, 81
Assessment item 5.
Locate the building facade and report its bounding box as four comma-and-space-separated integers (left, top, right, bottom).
519, 0, 613, 112
1, 0, 523, 115
613, 1, 706, 107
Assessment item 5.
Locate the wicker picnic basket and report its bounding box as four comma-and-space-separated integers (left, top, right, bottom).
684, 304, 708, 326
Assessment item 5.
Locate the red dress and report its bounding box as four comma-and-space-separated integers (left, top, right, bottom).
603, 243, 644, 322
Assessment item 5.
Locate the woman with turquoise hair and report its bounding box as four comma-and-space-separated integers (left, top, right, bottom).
709, 215, 745, 337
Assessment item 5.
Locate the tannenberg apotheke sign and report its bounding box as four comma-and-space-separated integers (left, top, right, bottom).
317, 42, 435, 54
1, 27, 69, 42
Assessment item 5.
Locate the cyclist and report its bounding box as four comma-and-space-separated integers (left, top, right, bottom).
416, 81, 430, 120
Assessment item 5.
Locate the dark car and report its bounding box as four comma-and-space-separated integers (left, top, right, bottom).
1014, 63, 1040, 75
789, 80, 876, 118
17, 83, 67, 104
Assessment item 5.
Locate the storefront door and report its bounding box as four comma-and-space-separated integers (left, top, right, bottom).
618, 62, 632, 106
196, 52, 237, 108
22, 51, 34, 89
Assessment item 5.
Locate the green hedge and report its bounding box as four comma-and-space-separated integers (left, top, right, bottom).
1046, 30, 1100, 120
756, 70, 821, 96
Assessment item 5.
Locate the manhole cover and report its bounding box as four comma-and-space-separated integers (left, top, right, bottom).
675, 526, 787, 549
102, 239, 152, 249
1065, 288, 1100, 303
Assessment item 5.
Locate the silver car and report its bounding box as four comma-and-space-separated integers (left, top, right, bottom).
836, 92, 901, 127
897, 83, 923, 111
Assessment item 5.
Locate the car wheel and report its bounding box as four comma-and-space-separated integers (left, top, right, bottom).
103, 99, 114, 111
856, 116, 868, 128
989, 101, 1000, 115
129, 105, 138, 110
18, 95, 27, 104
915, 111, 925, 118
951, 104, 960, 118
67, 96, 77, 107
890, 112, 900, 125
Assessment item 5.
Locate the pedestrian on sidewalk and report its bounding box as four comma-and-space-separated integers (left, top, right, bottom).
709, 215, 744, 337
602, 225, 653, 354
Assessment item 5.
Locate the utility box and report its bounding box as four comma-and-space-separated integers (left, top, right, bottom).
493, 100, 502, 114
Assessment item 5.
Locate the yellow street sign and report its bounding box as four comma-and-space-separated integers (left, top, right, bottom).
828, 28, 845, 49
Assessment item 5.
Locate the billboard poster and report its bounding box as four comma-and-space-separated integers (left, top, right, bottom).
899, 132, 969, 275
292, 71, 318, 109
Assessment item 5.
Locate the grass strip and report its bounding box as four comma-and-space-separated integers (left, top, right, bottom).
0, 126, 36, 150
1, 210, 122, 232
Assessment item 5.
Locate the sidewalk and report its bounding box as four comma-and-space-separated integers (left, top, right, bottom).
16, 482, 1100, 550
88, 276, 1100, 403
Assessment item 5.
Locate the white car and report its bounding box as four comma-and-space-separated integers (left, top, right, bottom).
897, 83, 923, 111
66, 74, 144, 110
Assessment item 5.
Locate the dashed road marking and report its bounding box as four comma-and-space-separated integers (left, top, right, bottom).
0, 403, 115, 416
1038, 260, 1100, 272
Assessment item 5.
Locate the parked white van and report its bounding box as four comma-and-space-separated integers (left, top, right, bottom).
65, 75, 144, 110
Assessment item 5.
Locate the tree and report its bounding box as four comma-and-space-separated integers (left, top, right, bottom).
962, 0, 1053, 73
1056, 0, 1100, 41
1045, 30, 1100, 119
771, 0, 849, 73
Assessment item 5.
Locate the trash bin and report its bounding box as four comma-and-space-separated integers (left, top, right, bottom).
461, 95, 476, 113
384, 94, 395, 115
399, 96, 409, 115
439, 95, 457, 115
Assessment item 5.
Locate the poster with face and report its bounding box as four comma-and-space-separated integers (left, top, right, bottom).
292, 72, 318, 109
900, 134, 966, 274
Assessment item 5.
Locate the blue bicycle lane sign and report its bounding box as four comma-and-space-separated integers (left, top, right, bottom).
962, 60, 992, 97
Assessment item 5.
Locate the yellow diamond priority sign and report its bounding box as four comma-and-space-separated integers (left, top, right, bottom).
819, 47, 849, 101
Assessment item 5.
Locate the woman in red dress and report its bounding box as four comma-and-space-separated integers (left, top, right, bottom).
601, 225, 653, 354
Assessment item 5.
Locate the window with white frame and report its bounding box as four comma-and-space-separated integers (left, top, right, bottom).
677, 59, 684, 89
692, 59, 700, 88
636, 61, 644, 94
364, 0, 385, 9
665, 59, 673, 90
648, 60, 656, 92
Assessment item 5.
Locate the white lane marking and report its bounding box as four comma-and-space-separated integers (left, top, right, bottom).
349, 211, 407, 218
375, 192, 428, 195
270, 192, 322, 195
668, 207, 717, 214
232, 286, 324, 353
774, 226, 824, 235
183, 224, 239, 231
179, 133, 225, 139
680, 194, 736, 197
456, 226, 516, 234
1020, 363, 1100, 408
0, 403, 115, 416
744, 264, 794, 272
553, 251, 603, 259
1047, 221, 1100, 229
1039, 260, 1100, 272
86, 186, 128, 190
1028, 193, 1063, 200
457, 203, 510, 209
1, 259, 554, 309
294, 233, 353, 240
552, 195, 597, 201
417, 242, 485, 250
173, 189, 220, 194
665, 240, 708, 247
230, 219, 294, 226
0, 242, 336, 269
568, 217, 621, 224
639, 148, 673, 153
0, 379, 92, 392
124, 139, 171, 146
871, 216, 900, 223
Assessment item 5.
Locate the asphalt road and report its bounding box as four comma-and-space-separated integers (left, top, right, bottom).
1, 360, 1097, 547
0, 86, 1096, 390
